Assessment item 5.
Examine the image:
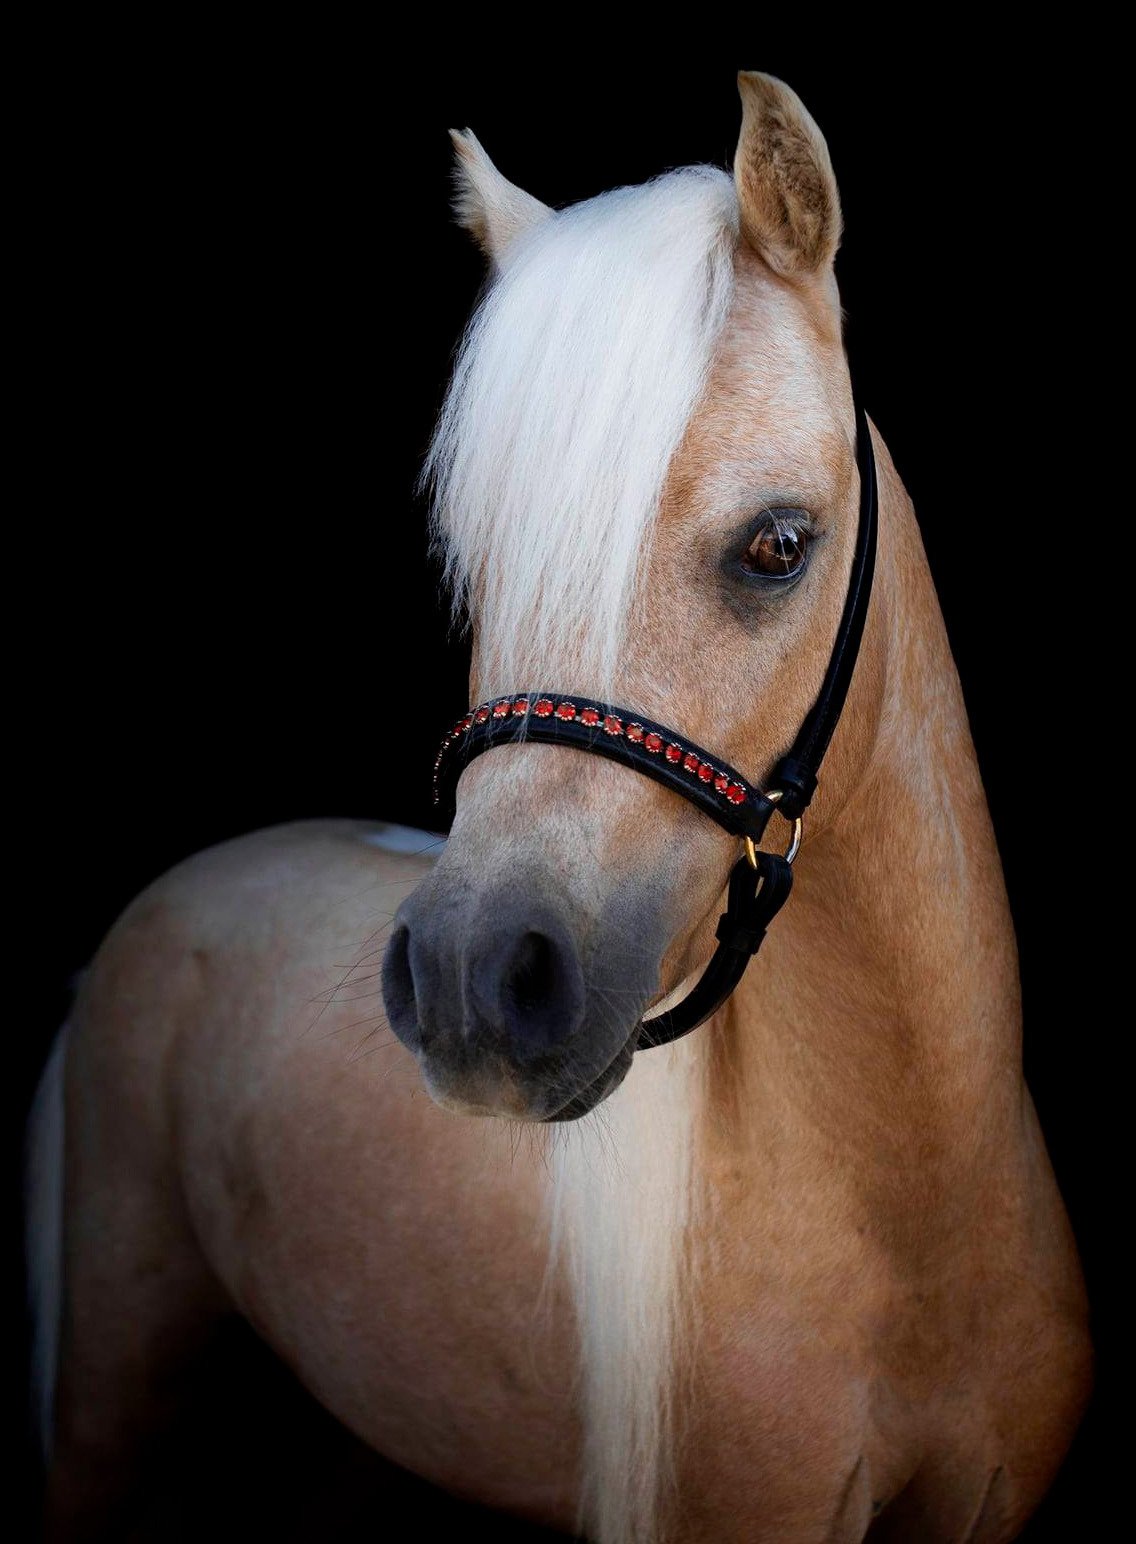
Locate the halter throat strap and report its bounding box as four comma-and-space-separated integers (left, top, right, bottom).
433, 401, 878, 1047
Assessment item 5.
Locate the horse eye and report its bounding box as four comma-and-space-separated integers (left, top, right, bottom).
740, 514, 810, 578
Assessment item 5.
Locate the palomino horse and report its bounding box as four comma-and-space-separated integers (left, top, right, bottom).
35, 73, 1089, 1541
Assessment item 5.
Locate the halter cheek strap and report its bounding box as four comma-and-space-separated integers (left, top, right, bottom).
432, 401, 878, 1049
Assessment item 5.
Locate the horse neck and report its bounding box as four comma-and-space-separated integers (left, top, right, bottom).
715, 429, 1023, 1180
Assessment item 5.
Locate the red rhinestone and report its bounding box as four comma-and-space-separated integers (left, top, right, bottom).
665, 743, 682, 763
534, 698, 554, 717
458, 716, 473, 733
512, 698, 529, 716
644, 733, 663, 753
555, 702, 577, 721
580, 707, 600, 726
627, 723, 645, 742
683, 752, 700, 774
714, 772, 730, 793
726, 784, 746, 805
603, 715, 623, 736
475, 707, 490, 724
492, 701, 510, 718
698, 763, 714, 783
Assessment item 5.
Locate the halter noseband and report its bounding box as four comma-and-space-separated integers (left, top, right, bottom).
433, 400, 878, 1049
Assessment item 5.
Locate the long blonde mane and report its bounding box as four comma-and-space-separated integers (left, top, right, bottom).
550, 1039, 705, 1544
425, 167, 743, 1544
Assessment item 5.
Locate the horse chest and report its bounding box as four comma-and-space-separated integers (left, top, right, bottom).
675, 1243, 911, 1531
671, 1165, 1088, 1539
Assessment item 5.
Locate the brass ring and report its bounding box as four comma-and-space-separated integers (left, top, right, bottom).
743, 790, 803, 871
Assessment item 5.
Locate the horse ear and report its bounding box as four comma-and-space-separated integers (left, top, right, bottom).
733, 73, 842, 279
448, 128, 551, 264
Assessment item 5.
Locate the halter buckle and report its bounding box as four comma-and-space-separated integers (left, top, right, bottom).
744, 789, 803, 871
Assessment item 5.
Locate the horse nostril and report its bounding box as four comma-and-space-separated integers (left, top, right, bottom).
471, 920, 586, 1056
381, 924, 422, 1051
506, 931, 558, 1014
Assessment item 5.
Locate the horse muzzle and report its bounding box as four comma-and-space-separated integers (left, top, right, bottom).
381, 865, 664, 1121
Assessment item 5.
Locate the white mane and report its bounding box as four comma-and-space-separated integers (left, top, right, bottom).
425, 165, 741, 1544
423, 166, 739, 697
550, 1037, 705, 1544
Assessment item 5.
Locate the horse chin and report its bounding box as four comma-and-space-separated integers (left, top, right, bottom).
541, 1035, 637, 1123
420, 1031, 639, 1124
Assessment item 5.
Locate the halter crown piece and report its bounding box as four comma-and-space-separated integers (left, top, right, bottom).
433, 397, 879, 1050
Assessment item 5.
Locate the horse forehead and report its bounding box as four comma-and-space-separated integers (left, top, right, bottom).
671, 273, 850, 500
665, 372, 851, 517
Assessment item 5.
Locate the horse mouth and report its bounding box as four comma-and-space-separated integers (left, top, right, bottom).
542, 1035, 636, 1122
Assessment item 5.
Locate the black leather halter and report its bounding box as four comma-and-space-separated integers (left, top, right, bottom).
433, 400, 878, 1049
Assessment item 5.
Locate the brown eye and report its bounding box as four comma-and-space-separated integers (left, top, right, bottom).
740, 517, 809, 577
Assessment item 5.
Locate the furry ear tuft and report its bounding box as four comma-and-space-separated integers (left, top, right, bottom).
733, 72, 841, 279
448, 128, 551, 264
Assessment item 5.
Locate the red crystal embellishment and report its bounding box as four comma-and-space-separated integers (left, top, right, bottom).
439, 696, 752, 822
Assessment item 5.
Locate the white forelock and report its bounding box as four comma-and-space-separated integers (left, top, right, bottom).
423, 166, 739, 697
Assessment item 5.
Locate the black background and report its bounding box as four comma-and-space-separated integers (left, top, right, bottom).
15, 37, 1115, 1539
